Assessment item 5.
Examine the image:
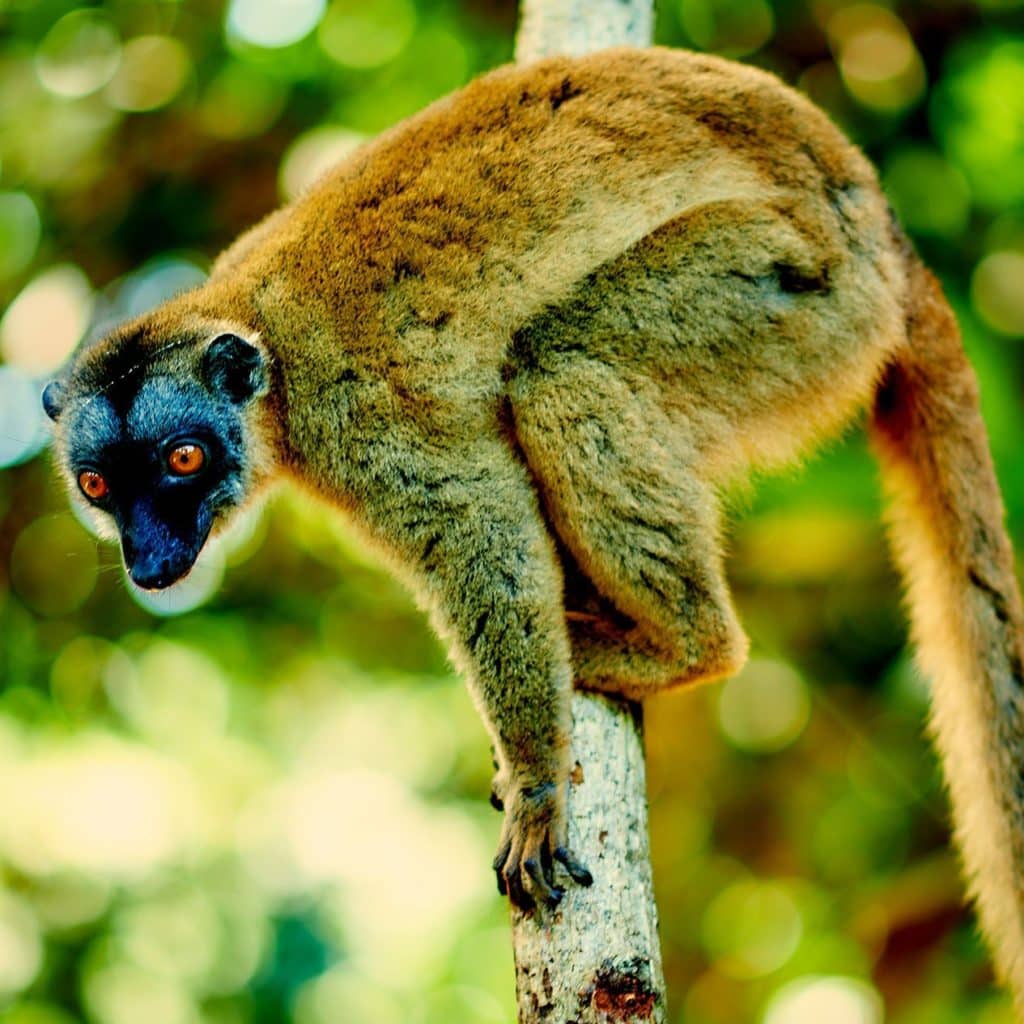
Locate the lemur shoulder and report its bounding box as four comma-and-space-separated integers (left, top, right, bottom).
41, 47, 1024, 1009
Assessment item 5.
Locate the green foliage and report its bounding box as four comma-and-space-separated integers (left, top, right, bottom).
0, 1, 1022, 1021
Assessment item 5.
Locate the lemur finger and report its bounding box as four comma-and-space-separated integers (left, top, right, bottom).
506, 861, 534, 911
541, 840, 556, 890
492, 839, 512, 896
554, 846, 594, 887
524, 855, 564, 908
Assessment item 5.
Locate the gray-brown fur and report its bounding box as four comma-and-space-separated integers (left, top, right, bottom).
45, 47, 1024, 1002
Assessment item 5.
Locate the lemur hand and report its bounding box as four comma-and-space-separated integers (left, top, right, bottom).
492, 781, 592, 911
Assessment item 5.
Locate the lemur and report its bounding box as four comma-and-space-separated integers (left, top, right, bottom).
40, 47, 1024, 1007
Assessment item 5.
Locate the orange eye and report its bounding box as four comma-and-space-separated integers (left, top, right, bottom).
168, 443, 205, 476
78, 470, 109, 501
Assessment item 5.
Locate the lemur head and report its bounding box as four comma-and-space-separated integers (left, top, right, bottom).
43, 316, 275, 590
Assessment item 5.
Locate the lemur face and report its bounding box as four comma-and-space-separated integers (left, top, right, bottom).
43, 331, 268, 591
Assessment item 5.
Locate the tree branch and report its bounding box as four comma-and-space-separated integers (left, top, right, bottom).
515, 0, 653, 61
510, 4, 666, 1022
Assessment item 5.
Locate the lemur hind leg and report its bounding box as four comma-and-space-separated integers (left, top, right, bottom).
510, 356, 748, 700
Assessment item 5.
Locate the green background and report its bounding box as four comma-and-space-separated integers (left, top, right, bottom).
0, 0, 1022, 1021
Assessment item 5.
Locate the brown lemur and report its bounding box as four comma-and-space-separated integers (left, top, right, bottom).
41, 47, 1024, 1004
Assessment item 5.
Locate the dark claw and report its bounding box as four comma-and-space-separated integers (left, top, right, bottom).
524, 856, 564, 908
555, 846, 593, 887
489, 789, 504, 812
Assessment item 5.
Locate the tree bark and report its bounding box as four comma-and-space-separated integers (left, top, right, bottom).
515, 0, 653, 61
511, 5, 666, 1023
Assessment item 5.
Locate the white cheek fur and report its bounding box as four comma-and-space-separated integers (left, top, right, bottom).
69, 496, 119, 542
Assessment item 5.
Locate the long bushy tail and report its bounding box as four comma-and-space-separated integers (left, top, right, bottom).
871, 258, 1024, 1007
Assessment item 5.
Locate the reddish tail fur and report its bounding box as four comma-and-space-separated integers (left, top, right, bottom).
871, 259, 1024, 1007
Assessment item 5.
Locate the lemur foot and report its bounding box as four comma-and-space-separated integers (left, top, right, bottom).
492, 782, 592, 911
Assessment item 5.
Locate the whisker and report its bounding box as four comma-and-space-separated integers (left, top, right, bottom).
0, 431, 45, 445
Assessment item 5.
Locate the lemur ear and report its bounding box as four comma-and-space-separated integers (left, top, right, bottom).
42, 380, 65, 422
201, 333, 267, 404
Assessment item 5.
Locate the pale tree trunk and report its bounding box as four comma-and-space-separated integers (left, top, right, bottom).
510, 5, 666, 1023
515, 0, 653, 60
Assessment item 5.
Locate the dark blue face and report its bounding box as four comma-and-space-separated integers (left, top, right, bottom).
45, 332, 267, 590
65, 376, 247, 589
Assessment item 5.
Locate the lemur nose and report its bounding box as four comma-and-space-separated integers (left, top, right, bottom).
129, 556, 182, 591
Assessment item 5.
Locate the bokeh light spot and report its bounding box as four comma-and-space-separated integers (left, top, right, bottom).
812, 790, 909, 880
402, 25, 470, 97
114, 641, 230, 745
117, 257, 207, 320
0, 191, 42, 281
0, 365, 50, 468
0, 736, 198, 880
198, 63, 286, 139
318, 0, 416, 69
82, 961, 197, 1024
737, 510, 878, 583
295, 967, 405, 1024
239, 769, 490, 981
764, 975, 882, 1024
301, 687, 456, 788
718, 658, 811, 753
35, 10, 121, 99
842, 29, 914, 82
931, 39, 1024, 209
0, 73, 118, 191
680, 0, 774, 58
279, 126, 366, 201
0, 263, 94, 373
116, 889, 219, 983
830, 5, 925, 113
10, 515, 98, 617
0, 1002, 77, 1024
883, 147, 971, 238
225, 0, 327, 49
31, 873, 111, 932
220, 503, 270, 566
407, 985, 507, 1024
972, 251, 1024, 336
50, 635, 119, 715
702, 879, 803, 978
105, 36, 191, 112
0, 893, 42, 999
